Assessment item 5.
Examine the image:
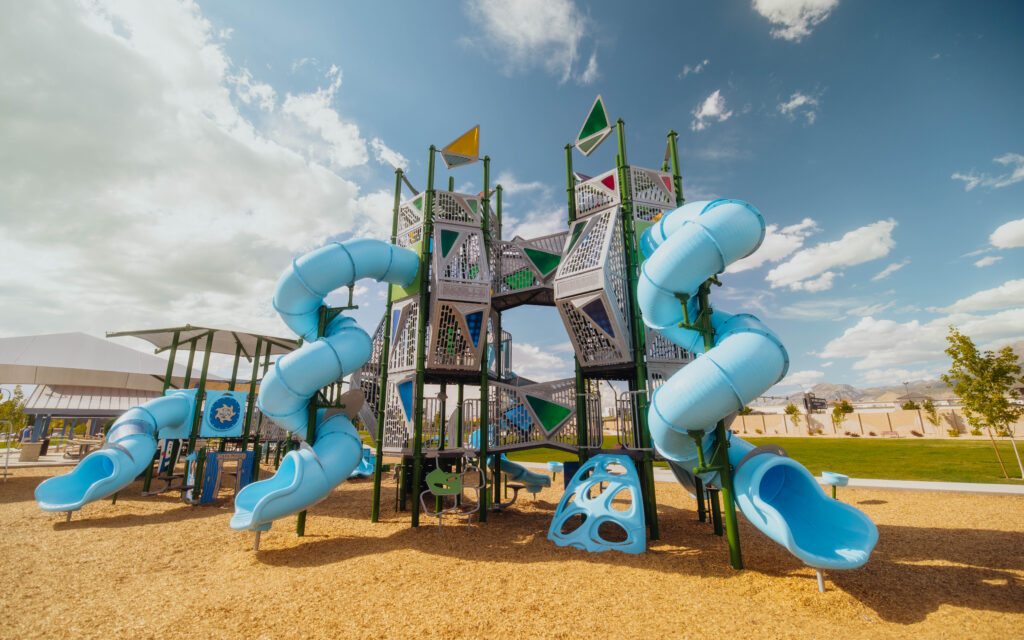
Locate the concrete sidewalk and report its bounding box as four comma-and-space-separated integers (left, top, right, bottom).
517, 461, 1024, 496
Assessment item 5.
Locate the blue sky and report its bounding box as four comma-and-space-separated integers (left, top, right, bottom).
1, 0, 1022, 394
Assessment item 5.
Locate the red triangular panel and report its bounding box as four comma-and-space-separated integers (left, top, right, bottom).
601, 174, 616, 190
662, 176, 674, 194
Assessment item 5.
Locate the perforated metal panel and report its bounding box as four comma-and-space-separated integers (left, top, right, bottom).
645, 327, 694, 364
426, 301, 488, 371
432, 190, 479, 226
557, 294, 631, 366
574, 169, 620, 218
629, 167, 675, 207
387, 299, 419, 373
382, 377, 413, 454
432, 225, 490, 303
554, 208, 614, 299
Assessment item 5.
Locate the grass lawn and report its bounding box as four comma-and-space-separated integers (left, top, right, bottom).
507, 435, 1024, 485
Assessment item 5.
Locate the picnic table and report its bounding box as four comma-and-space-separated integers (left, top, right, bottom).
63, 437, 104, 459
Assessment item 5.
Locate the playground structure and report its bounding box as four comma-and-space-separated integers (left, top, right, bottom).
35, 104, 878, 582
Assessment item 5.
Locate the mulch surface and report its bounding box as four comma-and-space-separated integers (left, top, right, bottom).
2, 465, 1022, 639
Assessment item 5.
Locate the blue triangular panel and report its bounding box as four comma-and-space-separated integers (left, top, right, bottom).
581, 299, 615, 338
465, 311, 483, 347
398, 380, 414, 422
391, 309, 401, 342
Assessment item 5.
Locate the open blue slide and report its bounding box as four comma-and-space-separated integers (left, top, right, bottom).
230, 238, 418, 532
498, 454, 550, 493
637, 199, 877, 570
35, 389, 196, 512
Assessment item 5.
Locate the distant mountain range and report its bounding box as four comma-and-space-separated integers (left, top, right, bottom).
784, 380, 956, 403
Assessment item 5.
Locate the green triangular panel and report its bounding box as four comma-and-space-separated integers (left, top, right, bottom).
413, 195, 422, 211
566, 220, 587, 254
576, 128, 612, 157
440, 229, 459, 257
504, 269, 535, 291
441, 151, 476, 169
578, 95, 610, 140
522, 247, 561, 276
467, 199, 478, 214
525, 395, 573, 434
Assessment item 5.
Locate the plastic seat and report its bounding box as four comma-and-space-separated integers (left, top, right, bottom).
419, 465, 484, 532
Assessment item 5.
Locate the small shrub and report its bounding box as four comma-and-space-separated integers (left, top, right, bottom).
754, 429, 762, 434
947, 429, 960, 437
849, 432, 861, 437
868, 431, 877, 437
901, 400, 920, 410
996, 428, 1011, 437
910, 430, 923, 437
970, 428, 982, 436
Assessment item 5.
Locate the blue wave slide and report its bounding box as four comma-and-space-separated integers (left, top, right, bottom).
230, 239, 418, 532
498, 455, 551, 493
638, 199, 877, 570
35, 389, 196, 512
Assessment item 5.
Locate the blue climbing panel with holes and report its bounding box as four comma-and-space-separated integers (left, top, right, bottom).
547, 454, 646, 554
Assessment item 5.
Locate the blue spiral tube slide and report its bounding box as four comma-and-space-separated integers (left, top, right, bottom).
638, 200, 877, 570
35, 390, 196, 512
230, 239, 417, 532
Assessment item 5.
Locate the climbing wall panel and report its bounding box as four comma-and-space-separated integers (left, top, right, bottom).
387, 298, 419, 373
432, 224, 490, 303
426, 301, 488, 371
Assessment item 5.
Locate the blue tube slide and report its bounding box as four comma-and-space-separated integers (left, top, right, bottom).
230, 239, 417, 532
35, 390, 195, 512
498, 455, 551, 493
638, 199, 877, 569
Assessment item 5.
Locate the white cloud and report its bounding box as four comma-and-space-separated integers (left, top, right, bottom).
990, 216, 1024, 248
463, 0, 595, 85
727, 218, 818, 273
775, 369, 825, 389
767, 219, 897, 291
941, 279, 1024, 313
680, 59, 710, 77
579, 50, 599, 85
510, 342, 574, 381
0, 1, 383, 339
974, 256, 1002, 268
691, 89, 733, 131
857, 366, 943, 387
871, 259, 908, 281
369, 138, 407, 170
952, 153, 1024, 191
752, 0, 839, 42
819, 309, 1024, 371
778, 91, 821, 124
493, 171, 564, 239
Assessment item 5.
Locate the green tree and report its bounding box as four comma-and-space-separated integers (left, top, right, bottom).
831, 400, 854, 432
941, 328, 1024, 479
0, 385, 30, 440
922, 399, 941, 430
784, 403, 802, 428
737, 406, 754, 416
901, 400, 920, 410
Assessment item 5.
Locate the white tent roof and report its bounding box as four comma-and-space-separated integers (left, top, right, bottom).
25, 384, 161, 417
0, 332, 205, 391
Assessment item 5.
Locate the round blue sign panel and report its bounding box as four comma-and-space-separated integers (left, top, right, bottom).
207, 396, 242, 431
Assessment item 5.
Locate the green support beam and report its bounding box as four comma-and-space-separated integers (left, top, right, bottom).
478, 156, 492, 519
371, 168, 404, 523
241, 337, 263, 449
614, 119, 659, 541
564, 143, 590, 460
297, 307, 328, 537
409, 146, 437, 528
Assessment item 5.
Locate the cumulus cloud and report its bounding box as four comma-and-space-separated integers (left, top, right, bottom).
752, 0, 839, 42
0, 1, 387, 338
767, 219, 897, 291
691, 89, 733, 131
940, 279, 1024, 313
990, 216, 1024, 248
462, 0, 596, 85
680, 59, 710, 77
727, 218, 819, 273
952, 153, 1024, 191
369, 138, 407, 170
857, 366, 943, 387
776, 369, 825, 389
974, 256, 1002, 268
511, 342, 574, 381
777, 91, 821, 124
819, 309, 1024, 371
495, 171, 565, 239
871, 259, 908, 281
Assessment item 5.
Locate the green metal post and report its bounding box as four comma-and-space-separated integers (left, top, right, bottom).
183, 339, 197, 388
565, 144, 590, 460
696, 281, 744, 569
186, 331, 214, 455
479, 156, 492, 518
241, 337, 263, 449
228, 342, 242, 391
409, 146, 437, 528
371, 168, 404, 523
456, 384, 464, 473
667, 130, 685, 207
297, 307, 328, 537
614, 120, 659, 540
438, 383, 448, 451
144, 330, 180, 492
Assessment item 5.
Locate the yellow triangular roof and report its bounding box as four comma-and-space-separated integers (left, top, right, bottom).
443, 125, 479, 157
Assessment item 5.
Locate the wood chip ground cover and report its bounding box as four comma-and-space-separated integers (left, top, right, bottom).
2, 466, 1021, 639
